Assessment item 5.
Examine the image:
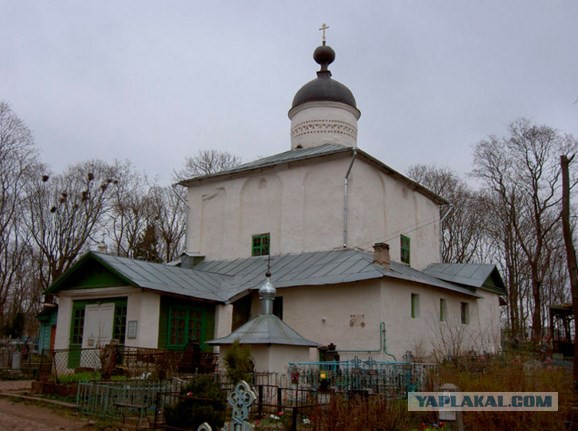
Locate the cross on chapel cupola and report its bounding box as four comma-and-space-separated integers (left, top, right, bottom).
319, 23, 329, 45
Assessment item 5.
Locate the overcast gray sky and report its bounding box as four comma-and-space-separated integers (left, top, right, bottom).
2, 1, 577, 184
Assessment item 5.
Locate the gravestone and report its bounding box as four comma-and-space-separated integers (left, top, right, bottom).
223, 380, 256, 431
439, 383, 463, 431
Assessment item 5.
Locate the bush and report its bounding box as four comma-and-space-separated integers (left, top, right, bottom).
164, 374, 226, 430
432, 355, 572, 431
304, 395, 413, 431
223, 339, 254, 384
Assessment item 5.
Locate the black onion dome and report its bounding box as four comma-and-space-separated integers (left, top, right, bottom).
291, 44, 357, 110
313, 44, 335, 70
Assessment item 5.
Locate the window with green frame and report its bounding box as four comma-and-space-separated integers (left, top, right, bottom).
461, 302, 469, 324
400, 235, 410, 265
69, 298, 128, 346
68, 298, 127, 368
411, 293, 420, 319
71, 306, 85, 345
167, 305, 205, 350
113, 303, 128, 343
252, 233, 270, 256
440, 298, 447, 322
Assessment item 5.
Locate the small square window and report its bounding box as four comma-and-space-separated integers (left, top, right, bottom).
252, 233, 270, 256
411, 293, 420, 319
461, 302, 469, 324
440, 298, 447, 322
400, 235, 410, 265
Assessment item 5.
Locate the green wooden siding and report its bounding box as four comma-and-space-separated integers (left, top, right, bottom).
59, 260, 127, 291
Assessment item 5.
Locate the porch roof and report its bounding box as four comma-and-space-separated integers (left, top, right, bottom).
46, 251, 231, 303
423, 263, 507, 296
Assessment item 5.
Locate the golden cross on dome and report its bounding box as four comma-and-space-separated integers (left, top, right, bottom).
319, 23, 329, 44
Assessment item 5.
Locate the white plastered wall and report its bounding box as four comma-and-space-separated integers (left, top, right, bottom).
219, 344, 312, 376
346, 158, 441, 269
185, 154, 441, 269
289, 102, 360, 149
125, 291, 160, 348
263, 280, 501, 362
54, 296, 73, 350
214, 304, 234, 338
270, 281, 385, 361
54, 287, 158, 350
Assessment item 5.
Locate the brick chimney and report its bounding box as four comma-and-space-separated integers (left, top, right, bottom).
373, 242, 390, 268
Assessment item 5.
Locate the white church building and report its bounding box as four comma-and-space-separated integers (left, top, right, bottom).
43, 38, 506, 373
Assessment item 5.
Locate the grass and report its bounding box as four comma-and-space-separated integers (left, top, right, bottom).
431, 355, 572, 431
56, 370, 128, 383
285, 356, 573, 431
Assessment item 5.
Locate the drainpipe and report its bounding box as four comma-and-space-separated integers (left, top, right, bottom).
343, 149, 357, 247
336, 321, 397, 361
438, 204, 453, 260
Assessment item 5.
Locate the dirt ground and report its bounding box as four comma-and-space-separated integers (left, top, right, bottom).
0, 379, 95, 431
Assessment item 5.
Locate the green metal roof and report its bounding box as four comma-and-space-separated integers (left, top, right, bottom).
195, 248, 479, 300
46, 251, 231, 303
423, 263, 507, 296
207, 313, 319, 346
46, 249, 497, 303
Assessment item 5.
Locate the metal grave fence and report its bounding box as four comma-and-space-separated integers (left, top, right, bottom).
51, 346, 198, 382
77, 379, 173, 423
153, 382, 327, 431
287, 357, 437, 398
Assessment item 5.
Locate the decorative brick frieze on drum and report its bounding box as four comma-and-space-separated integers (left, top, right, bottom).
291, 119, 358, 139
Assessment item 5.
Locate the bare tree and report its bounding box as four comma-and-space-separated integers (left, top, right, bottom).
107, 166, 156, 258
407, 164, 487, 263
107, 169, 186, 263
173, 149, 242, 181
24, 160, 121, 289
133, 223, 162, 263
0, 102, 40, 327
149, 185, 186, 263
473, 118, 577, 340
